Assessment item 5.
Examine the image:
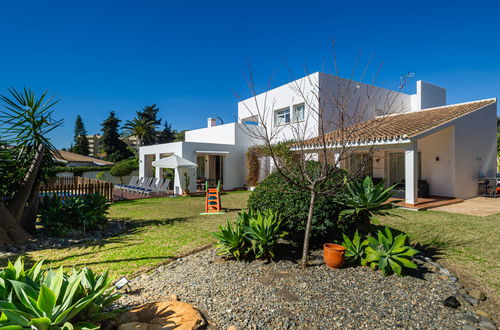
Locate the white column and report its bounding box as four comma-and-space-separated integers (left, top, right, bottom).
405, 141, 418, 204
155, 154, 161, 179
139, 153, 146, 178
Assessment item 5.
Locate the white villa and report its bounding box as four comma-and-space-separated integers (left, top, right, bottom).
139, 72, 497, 205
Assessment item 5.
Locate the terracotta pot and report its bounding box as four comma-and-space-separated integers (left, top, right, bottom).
323, 243, 346, 269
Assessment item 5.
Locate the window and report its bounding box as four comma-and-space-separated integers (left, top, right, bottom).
274, 107, 290, 125
293, 103, 305, 122
349, 153, 373, 177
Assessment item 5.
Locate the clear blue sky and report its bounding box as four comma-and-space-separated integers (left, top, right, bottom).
1, 0, 499, 148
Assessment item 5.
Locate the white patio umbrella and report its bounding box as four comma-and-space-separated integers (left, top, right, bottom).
152, 155, 197, 196
152, 155, 198, 169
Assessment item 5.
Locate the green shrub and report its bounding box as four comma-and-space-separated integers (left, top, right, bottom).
38, 193, 110, 236
340, 227, 419, 276
339, 176, 398, 227
247, 167, 351, 242
110, 162, 134, 184
0, 257, 121, 330
212, 210, 287, 260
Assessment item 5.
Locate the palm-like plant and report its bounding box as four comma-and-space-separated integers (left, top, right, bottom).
122, 113, 153, 147
0, 88, 62, 241
339, 176, 397, 228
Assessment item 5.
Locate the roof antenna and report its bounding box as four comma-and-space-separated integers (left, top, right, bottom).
400, 72, 415, 90
216, 116, 224, 125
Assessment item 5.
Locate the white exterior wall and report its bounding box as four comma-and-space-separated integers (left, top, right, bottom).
452, 102, 497, 199
418, 126, 455, 197
318, 73, 412, 132
185, 123, 237, 144
411, 81, 446, 111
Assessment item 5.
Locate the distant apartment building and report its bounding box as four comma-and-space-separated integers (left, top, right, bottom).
86, 134, 140, 157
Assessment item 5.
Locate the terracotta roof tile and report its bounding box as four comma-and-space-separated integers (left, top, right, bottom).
53, 150, 115, 165
299, 98, 496, 147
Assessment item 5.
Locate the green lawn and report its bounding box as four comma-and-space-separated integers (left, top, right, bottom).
25, 191, 250, 277
379, 209, 500, 298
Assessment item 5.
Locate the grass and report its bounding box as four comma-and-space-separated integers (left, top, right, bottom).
24, 191, 250, 277
379, 209, 500, 297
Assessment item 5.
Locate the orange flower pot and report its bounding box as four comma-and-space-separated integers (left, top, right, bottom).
323, 243, 346, 269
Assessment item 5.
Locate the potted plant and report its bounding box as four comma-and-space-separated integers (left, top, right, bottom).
182, 172, 190, 196
323, 243, 346, 269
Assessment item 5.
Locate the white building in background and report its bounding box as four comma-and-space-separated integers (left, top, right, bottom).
139, 72, 497, 204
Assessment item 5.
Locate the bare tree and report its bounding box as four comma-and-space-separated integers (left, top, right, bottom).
239, 47, 410, 267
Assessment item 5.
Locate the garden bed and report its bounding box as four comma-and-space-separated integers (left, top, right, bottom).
118, 244, 476, 329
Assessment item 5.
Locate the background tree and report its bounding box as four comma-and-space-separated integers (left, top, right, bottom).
72, 115, 90, 155
137, 104, 161, 145
122, 112, 154, 147
240, 49, 408, 267
174, 130, 186, 142
0, 88, 62, 244
158, 121, 176, 143
100, 111, 132, 162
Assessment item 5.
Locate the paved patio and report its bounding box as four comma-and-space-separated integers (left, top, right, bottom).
433, 197, 500, 216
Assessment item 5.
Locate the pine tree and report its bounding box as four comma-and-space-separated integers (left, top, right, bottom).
72, 115, 90, 155
100, 111, 132, 162
158, 121, 176, 143
137, 104, 161, 145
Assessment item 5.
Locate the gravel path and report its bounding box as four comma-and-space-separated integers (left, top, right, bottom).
119, 245, 476, 329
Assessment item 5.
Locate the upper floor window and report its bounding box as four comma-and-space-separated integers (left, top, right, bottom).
293, 103, 305, 122
275, 107, 290, 126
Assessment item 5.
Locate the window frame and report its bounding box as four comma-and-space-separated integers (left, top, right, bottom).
274, 107, 291, 126
293, 103, 305, 122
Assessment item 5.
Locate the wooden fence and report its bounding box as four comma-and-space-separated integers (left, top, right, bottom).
40, 176, 114, 202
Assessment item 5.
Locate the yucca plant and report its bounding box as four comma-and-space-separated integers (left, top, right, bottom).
0, 257, 121, 330
364, 227, 419, 276
243, 210, 287, 259
340, 230, 368, 265
339, 177, 398, 227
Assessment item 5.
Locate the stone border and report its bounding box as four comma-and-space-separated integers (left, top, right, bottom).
416, 255, 497, 330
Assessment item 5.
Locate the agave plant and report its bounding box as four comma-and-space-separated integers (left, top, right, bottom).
212, 219, 248, 260
243, 210, 287, 259
0, 257, 121, 330
340, 230, 368, 265
364, 227, 419, 276
340, 176, 398, 227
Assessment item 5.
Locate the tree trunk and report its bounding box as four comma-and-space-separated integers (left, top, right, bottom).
300, 190, 317, 268
7, 144, 44, 221
20, 183, 40, 233
0, 203, 31, 246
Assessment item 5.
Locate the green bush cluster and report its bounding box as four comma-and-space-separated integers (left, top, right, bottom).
0, 257, 121, 329
247, 168, 353, 243
341, 227, 419, 276
212, 210, 287, 260
38, 193, 110, 236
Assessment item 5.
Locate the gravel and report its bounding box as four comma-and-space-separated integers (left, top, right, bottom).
118, 244, 476, 329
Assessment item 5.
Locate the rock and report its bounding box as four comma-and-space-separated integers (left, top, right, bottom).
461, 325, 477, 330
468, 289, 486, 302
227, 326, 237, 330
427, 265, 439, 272
443, 296, 461, 309
7, 246, 17, 253
116, 301, 206, 330
475, 310, 491, 318
478, 320, 496, 330
463, 294, 479, 306
463, 315, 478, 325
440, 268, 451, 276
